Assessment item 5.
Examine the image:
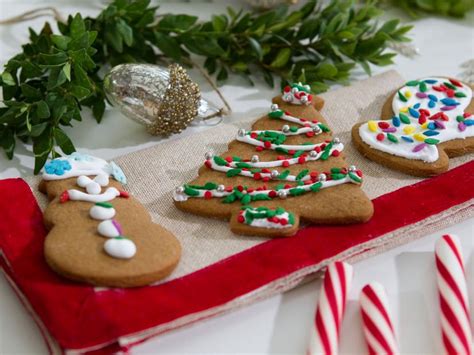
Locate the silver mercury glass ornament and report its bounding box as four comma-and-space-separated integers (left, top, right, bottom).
103, 64, 223, 136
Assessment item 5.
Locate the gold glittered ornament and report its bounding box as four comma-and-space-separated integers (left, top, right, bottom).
104, 63, 223, 136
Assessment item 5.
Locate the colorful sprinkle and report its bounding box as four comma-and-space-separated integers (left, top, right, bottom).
424, 138, 440, 145
465, 119, 474, 126
440, 98, 459, 106
434, 121, 446, 129
401, 136, 414, 143
428, 94, 438, 102
419, 82, 428, 92
409, 108, 420, 118
398, 91, 408, 102
424, 79, 437, 84
378, 121, 390, 129
403, 126, 415, 134
416, 92, 427, 99
413, 143, 427, 152
455, 92, 466, 98
458, 122, 467, 131
406, 80, 419, 86
427, 122, 436, 130
414, 133, 425, 142
449, 78, 462, 87
441, 106, 456, 111
368, 120, 378, 132
376, 133, 385, 141
428, 101, 436, 108
423, 130, 439, 136
392, 116, 401, 127
383, 127, 397, 133
405, 90, 412, 98
387, 133, 398, 143
399, 113, 411, 124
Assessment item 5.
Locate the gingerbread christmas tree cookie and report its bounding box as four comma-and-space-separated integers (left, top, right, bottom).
40, 153, 181, 287
174, 84, 374, 237
352, 77, 474, 176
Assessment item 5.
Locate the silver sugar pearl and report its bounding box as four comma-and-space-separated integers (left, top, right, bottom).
278, 190, 288, 199
271, 104, 279, 111
237, 128, 246, 137
309, 150, 318, 158
282, 125, 290, 133
349, 165, 356, 172
312, 125, 321, 133
333, 137, 340, 144
270, 170, 279, 178
318, 173, 327, 182
251, 155, 259, 163
175, 186, 185, 194
204, 151, 213, 160
300, 95, 308, 104
217, 184, 225, 192
283, 93, 292, 102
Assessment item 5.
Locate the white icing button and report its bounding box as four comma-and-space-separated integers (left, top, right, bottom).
77, 175, 92, 187
104, 238, 136, 259
97, 220, 121, 238
94, 174, 109, 187
85, 181, 101, 195
90, 205, 116, 220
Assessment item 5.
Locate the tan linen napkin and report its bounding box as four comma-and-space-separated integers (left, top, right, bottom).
27, 70, 474, 282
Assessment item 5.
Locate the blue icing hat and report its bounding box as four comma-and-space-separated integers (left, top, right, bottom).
109, 161, 127, 184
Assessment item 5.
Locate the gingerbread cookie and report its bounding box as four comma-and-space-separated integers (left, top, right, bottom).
174, 83, 374, 237
40, 153, 181, 287
352, 77, 474, 176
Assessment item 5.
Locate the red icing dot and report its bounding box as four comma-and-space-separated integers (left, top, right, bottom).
226, 186, 233, 192
59, 191, 69, 203
237, 185, 244, 192
464, 112, 472, 118
269, 190, 277, 198
284, 85, 291, 93
256, 146, 263, 152
253, 173, 262, 180
280, 219, 288, 226
204, 191, 212, 199
376, 133, 385, 141
247, 188, 254, 193
272, 217, 280, 223
331, 150, 340, 157
282, 160, 290, 167
312, 120, 318, 124
277, 155, 285, 160
298, 156, 306, 164
225, 156, 232, 162
288, 150, 296, 155
307, 94, 313, 102
264, 141, 272, 149
378, 122, 390, 129
262, 168, 270, 173
356, 169, 363, 177
306, 132, 315, 137
284, 184, 292, 189
310, 171, 319, 179
250, 132, 257, 139
262, 177, 270, 182
237, 215, 245, 223
119, 190, 129, 198
314, 146, 321, 153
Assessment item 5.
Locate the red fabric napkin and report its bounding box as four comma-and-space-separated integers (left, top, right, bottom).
1, 161, 473, 353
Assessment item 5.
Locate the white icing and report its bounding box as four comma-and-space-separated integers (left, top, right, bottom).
104, 238, 136, 259
209, 142, 344, 180
67, 187, 120, 203
174, 176, 355, 202
244, 210, 293, 229
359, 77, 474, 162
236, 132, 333, 152
77, 175, 92, 188
90, 205, 116, 220
85, 181, 101, 195
97, 220, 121, 238
93, 174, 109, 186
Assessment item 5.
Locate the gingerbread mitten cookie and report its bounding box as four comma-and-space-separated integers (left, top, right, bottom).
40, 153, 181, 287
174, 83, 374, 237
352, 77, 474, 176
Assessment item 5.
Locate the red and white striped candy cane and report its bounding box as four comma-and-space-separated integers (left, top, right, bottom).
359, 282, 398, 355
435, 234, 472, 355
308, 261, 353, 355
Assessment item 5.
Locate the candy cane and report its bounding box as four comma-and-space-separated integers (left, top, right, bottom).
360, 282, 398, 355
435, 234, 472, 355
308, 261, 353, 355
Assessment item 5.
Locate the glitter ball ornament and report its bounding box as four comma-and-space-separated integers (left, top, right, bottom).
104, 64, 221, 136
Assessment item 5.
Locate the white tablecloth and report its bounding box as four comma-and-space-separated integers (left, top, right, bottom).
0, 1, 473, 353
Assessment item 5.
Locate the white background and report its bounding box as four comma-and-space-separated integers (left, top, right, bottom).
0, 1, 473, 354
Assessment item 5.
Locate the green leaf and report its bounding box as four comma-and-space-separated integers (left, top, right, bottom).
270, 48, 291, 68
158, 14, 198, 31
20, 83, 41, 99
154, 32, 181, 60
248, 37, 263, 60
51, 34, 71, 50
117, 19, 133, 47
70, 13, 86, 38
1, 72, 16, 86
36, 101, 50, 119
92, 100, 106, 122
62, 62, 71, 81
0, 128, 15, 159
30, 122, 49, 137
70, 85, 91, 100
54, 127, 75, 154
39, 52, 68, 65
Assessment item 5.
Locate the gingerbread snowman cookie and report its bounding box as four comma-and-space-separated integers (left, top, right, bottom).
352, 77, 474, 176
40, 153, 181, 287
174, 83, 374, 237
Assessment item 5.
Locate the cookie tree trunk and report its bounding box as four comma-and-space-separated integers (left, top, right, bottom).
174, 85, 373, 237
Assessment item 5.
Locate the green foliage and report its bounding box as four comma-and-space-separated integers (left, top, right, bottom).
0, 0, 412, 173
382, 0, 474, 17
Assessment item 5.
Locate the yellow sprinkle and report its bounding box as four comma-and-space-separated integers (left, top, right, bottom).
368, 120, 378, 132
400, 107, 409, 113
403, 125, 415, 134
421, 122, 428, 129
414, 133, 425, 142
405, 90, 412, 98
